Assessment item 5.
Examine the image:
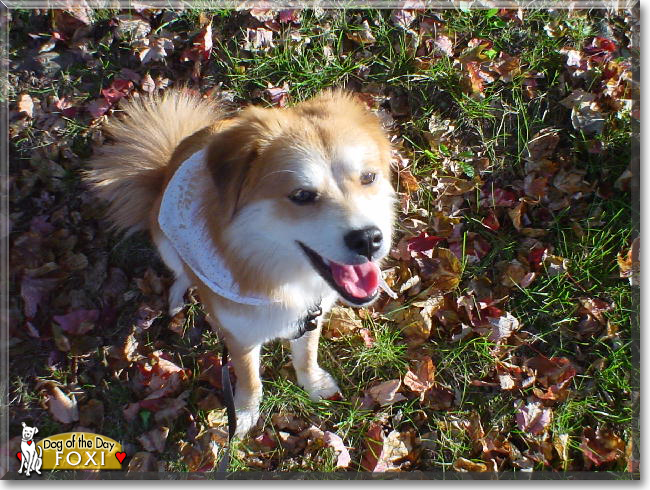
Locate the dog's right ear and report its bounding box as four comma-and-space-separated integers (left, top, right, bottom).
205, 106, 284, 221
21, 422, 26, 428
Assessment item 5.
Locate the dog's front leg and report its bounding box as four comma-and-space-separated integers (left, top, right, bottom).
223, 336, 263, 438
290, 325, 340, 400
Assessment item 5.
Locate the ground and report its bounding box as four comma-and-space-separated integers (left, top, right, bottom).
7, 6, 638, 476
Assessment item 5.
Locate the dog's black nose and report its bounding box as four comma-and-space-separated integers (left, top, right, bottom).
344, 226, 383, 260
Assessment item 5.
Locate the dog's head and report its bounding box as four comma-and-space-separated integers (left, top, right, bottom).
205, 91, 395, 305
21, 422, 38, 441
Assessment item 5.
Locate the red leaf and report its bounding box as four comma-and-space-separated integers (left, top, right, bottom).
87, 98, 111, 119
406, 232, 444, 254
53, 309, 100, 335
360, 422, 384, 471
481, 211, 500, 231
580, 427, 625, 466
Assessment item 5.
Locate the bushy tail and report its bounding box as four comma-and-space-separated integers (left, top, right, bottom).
84, 89, 222, 234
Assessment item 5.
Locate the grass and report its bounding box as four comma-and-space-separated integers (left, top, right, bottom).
8, 6, 634, 475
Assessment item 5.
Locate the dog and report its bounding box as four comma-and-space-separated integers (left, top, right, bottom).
85, 89, 396, 437
18, 422, 42, 477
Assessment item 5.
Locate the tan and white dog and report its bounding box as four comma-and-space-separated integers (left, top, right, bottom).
86, 89, 395, 437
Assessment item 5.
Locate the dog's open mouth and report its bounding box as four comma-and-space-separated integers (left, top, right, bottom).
298, 242, 380, 305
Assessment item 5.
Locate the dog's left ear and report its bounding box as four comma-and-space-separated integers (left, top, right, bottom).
33, 427, 38, 434
205, 106, 284, 220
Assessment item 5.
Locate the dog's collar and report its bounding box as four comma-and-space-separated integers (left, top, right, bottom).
159, 150, 280, 306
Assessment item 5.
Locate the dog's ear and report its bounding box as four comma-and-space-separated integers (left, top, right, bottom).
22, 422, 26, 428
33, 427, 38, 434
205, 106, 284, 220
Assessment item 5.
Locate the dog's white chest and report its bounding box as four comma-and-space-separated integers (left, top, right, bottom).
158, 150, 278, 306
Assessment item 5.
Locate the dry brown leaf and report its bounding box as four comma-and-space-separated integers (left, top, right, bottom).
617, 237, 639, 286
580, 427, 625, 466
137, 426, 169, 453
515, 399, 552, 435
368, 379, 406, 407
374, 430, 412, 472
487, 312, 520, 343
323, 306, 362, 339
453, 457, 487, 472
17, 93, 34, 118
415, 247, 462, 292
403, 357, 436, 398
398, 168, 420, 193
491, 52, 521, 82
347, 20, 376, 45
45, 386, 79, 424
526, 128, 560, 161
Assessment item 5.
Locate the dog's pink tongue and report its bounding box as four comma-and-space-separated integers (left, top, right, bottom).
330, 261, 380, 298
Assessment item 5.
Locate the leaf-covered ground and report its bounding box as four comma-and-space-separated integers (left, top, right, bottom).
7, 6, 639, 476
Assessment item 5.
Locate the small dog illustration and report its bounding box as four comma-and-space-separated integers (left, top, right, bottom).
18, 422, 42, 477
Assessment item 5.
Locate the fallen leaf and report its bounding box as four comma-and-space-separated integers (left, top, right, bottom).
453, 457, 487, 472
17, 93, 34, 118
403, 357, 436, 399
526, 128, 560, 161
323, 306, 363, 339
45, 386, 79, 424
137, 426, 169, 453
127, 451, 157, 473
347, 20, 376, 45
244, 28, 275, 51
360, 421, 384, 471
516, 399, 552, 435
617, 237, 639, 286
368, 379, 406, 407
20, 275, 58, 318
374, 430, 412, 472
487, 312, 520, 343
580, 427, 625, 466
53, 309, 99, 335
415, 247, 462, 292
87, 98, 111, 119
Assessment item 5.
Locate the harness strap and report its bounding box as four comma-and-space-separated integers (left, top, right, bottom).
216, 343, 236, 474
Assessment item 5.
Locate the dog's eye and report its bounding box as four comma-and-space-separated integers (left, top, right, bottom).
289, 189, 318, 204
360, 171, 376, 185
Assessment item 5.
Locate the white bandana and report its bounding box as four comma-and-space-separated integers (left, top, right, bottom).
158, 150, 277, 306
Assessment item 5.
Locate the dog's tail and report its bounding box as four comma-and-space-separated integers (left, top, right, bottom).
84, 89, 222, 234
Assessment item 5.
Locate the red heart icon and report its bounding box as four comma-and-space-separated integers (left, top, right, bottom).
16, 452, 21, 461
115, 452, 126, 464
27, 441, 32, 445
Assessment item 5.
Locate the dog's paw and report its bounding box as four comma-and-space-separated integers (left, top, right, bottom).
168, 278, 190, 316
296, 368, 341, 401
233, 406, 260, 439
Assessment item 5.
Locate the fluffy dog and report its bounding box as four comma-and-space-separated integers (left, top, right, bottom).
18, 422, 42, 477
86, 89, 395, 436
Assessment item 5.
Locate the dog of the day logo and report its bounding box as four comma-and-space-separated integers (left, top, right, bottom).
16, 423, 125, 476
